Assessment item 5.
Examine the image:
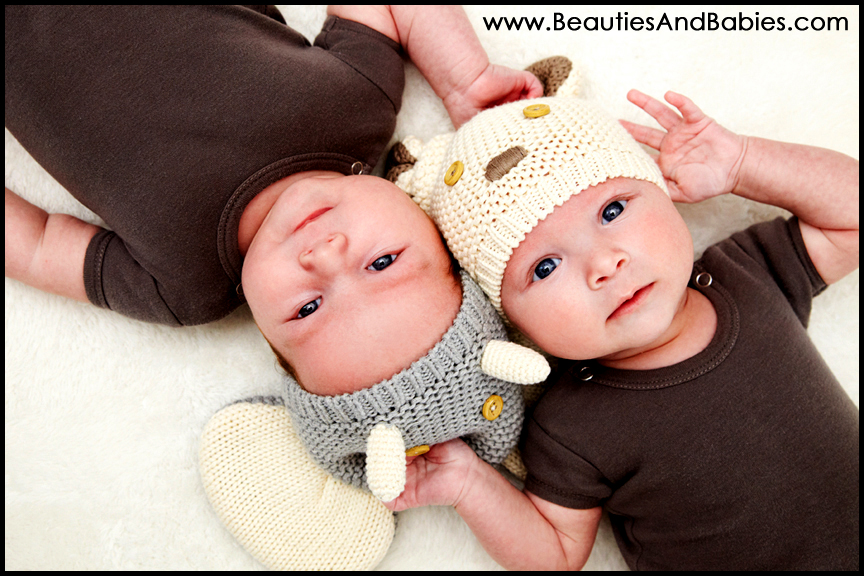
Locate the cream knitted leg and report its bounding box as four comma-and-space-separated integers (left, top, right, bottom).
199, 400, 395, 570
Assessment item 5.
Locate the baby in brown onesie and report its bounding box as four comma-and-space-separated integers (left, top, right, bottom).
5, 6, 542, 386
384, 64, 858, 570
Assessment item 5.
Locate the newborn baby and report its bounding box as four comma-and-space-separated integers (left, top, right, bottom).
241, 173, 549, 500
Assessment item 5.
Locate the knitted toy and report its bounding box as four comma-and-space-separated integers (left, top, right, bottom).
199, 271, 549, 570
386, 56, 667, 317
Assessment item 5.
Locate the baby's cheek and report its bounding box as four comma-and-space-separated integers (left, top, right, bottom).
505, 306, 567, 358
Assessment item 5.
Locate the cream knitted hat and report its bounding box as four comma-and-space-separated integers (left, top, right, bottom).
388, 57, 668, 316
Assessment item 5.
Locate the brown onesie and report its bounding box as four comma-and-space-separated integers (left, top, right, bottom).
522, 217, 858, 570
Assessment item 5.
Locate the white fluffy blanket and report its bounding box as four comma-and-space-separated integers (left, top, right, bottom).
5, 5, 858, 570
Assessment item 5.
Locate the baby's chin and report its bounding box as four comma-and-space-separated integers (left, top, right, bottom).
298, 373, 381, 397
294, 341, 435, 398
522, 317, 674, 363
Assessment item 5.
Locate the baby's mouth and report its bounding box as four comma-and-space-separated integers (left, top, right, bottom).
294, 207, 332, 233
608, 283, 654, 321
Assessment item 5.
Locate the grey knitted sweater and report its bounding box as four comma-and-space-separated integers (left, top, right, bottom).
283, 272, 527, 491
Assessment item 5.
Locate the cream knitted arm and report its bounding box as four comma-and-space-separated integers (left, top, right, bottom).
481, 340, 550, 385
366, 423, 407, 502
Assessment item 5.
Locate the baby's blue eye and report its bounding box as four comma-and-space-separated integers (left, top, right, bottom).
368, 254, 397, 271
297, 297, 321, 318
532, 257, 561, 282
601, 200, 627, 225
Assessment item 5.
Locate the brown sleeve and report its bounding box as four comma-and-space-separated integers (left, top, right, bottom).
521, 417, 612, 509
313, 16, 404, 115
84, 230, 181, 326
711, 216, 827, 327
239, 5, 287, 25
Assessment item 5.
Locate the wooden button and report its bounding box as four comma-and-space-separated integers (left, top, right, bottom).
444, 161, 464, 186
405, 445, 430, 457
482, 394, 504, 421
523, 103, 550, 118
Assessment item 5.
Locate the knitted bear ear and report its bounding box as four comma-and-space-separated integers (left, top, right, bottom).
385, 133, 454, 214
384, 137, 419, 184
480, 340, 550, 385
525, 56, 581, 98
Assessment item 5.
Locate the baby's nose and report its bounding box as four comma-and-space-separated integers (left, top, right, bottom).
298, 233, 348, 274
588, 249, 628, 290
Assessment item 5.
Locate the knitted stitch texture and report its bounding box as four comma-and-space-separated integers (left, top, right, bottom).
283, 271, 525, 491
393, 94, 668, 317
199, 400, 394, 570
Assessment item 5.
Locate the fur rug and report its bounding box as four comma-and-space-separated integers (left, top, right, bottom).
5, 5, 858, 570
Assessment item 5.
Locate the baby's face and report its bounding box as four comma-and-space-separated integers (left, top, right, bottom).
242, 174, 461, 396
501, 178, 693, 362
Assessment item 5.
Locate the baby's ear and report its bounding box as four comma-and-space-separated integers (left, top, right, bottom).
525, 56, 581, 98
384, 133, 454, 214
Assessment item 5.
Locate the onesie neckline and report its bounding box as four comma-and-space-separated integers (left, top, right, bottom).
570, 264, 739, 390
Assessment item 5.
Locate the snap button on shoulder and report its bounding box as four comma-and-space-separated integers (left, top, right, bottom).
695, 272, 713, 287
444, 161, 464, 186
482, 394, 504, 421
523, 103, 550, 118
579, 366, 593, 381
405, 445, 430, 457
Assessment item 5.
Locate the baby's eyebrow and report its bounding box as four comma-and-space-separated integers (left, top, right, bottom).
503, 252, 536, 292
